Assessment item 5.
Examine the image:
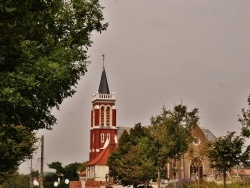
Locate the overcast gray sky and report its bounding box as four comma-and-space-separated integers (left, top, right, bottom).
20, 0, 250, 174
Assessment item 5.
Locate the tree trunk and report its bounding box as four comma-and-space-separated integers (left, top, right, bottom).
157, 166, 161, 188
197, 164, 200, 188
223, 170, 227, 188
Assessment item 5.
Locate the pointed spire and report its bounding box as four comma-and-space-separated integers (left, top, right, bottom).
98, 54, 110, 94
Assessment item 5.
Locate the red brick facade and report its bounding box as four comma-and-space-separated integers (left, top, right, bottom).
89, 94, 117, 161
167, 125, 215, 180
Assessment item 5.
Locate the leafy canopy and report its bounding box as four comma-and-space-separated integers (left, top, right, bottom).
149, 104, 199, 186
0, 125, 37, 178
207, 132, 246, 171
0, 0, 108, 130
0, 0, 107, 177
1, 172, 30, 188
108, 105, 199, 187
107, 123, 156, 187
48, 161, 85, 181
239, 94, 250, 138
206, 131, 250, 188
149, 105, 199, 166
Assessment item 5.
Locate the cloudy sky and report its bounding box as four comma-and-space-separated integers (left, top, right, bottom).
20, 0, 250, 174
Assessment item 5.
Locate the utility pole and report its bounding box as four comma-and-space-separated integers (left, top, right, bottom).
30, 157, 33, 188
40, 135, 44, 188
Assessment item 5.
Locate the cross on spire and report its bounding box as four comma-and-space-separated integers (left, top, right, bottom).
102, 54, 105, 68
98, 54, 110, 94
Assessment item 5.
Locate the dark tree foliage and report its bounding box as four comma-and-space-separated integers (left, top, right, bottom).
150, 105, 199, 160
149, 104, 199, 187
107, 123, 155, 187
43, 172, 60, 188
108, 106, 199, 188
206, 131, 250, 188
0, 0, 108, 130
48, 161, 65, 176
1, 172, 29, 188
42, 162, 85, 188
0, 125, 37, 178
0, 0, 107, 177
239, 95, 250, 138
118, 137, 157, 187
47, 161, 84, 181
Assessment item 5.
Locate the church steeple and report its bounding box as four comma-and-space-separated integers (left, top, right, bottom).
98, 67, 110, 94
98, 54, 110, 94
90, 54, 117, 161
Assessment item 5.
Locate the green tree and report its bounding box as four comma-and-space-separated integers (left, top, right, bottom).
117, 137, 157, 187
63, 162, 83, 181
149, 104, 199, 187
0, 125, 37, 179
43, 172, 58, 188
0, 0, 107, 175
239, 95, 250, 138
108, 123, 155, 187
0, 0, 107, 130
48, 161, 65, 176
46, 161, 84, 184
206, 132, 250, 188
1, 172, 29, 188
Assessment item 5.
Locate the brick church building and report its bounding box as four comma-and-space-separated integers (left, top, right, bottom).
85, 64, 118, 186
70, 59, 216, 188
82, 62, 129, 188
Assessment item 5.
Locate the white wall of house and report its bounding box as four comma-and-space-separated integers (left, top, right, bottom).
86, 165, 109, 182
94, 165, 109, 181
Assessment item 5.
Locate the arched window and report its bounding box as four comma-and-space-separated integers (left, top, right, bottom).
100, 133, 105, 143
107, 133, 110, 140
106, 106, 111, 126
190, 157, 203, 179
100, 106, 105, 126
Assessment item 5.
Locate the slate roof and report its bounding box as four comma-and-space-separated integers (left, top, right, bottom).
201, 128, 216, 141
98, 67, 110, 94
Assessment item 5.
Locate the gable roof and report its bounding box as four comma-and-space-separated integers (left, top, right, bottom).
98, 67, 110, 94
86, 143, 116, 166
201, 128, 216, 141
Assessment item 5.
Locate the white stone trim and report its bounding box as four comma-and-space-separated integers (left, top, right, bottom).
93, 93, 115, 101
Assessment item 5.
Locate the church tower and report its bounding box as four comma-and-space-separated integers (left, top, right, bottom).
89, 58, 117, 161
